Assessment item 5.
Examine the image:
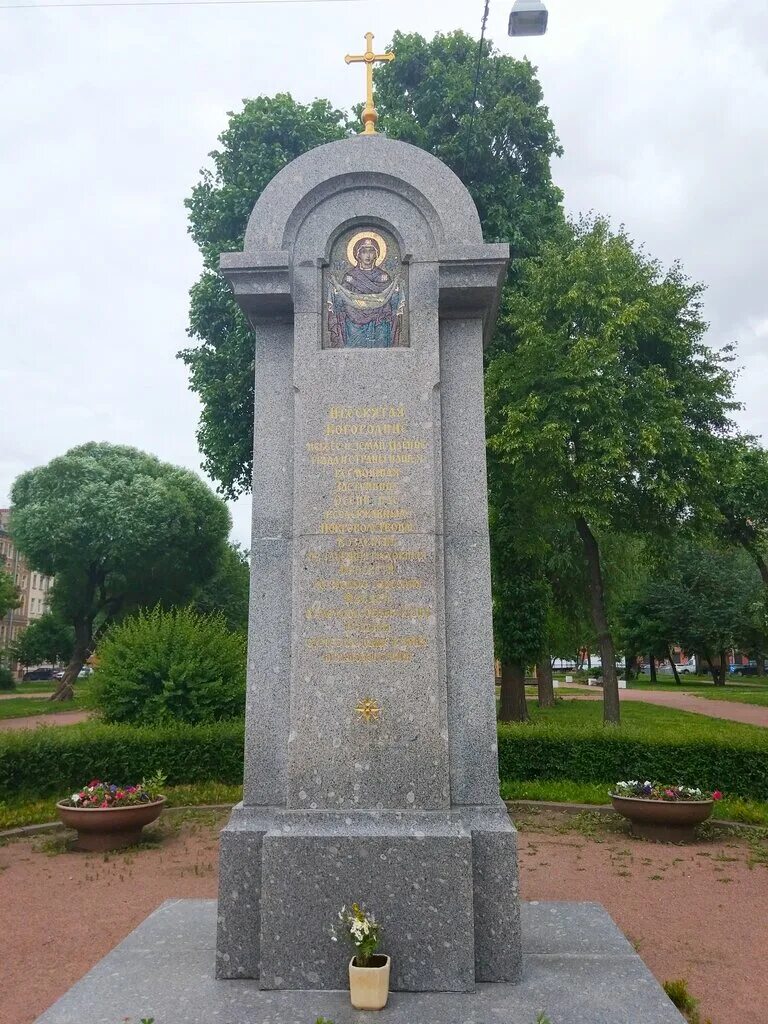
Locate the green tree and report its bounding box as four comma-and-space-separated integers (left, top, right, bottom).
180, 31, 564, 499
485, 217, 738, 723
181, 94, 350, 498
191, 542, 250, 632
11, 613, 74, 667
10, 443, 231, 700
624, 541, 764, 686
714, 436, 768, 586
0, 563, 20, 622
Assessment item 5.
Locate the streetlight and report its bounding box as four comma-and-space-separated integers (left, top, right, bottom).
508, 0, 549, 36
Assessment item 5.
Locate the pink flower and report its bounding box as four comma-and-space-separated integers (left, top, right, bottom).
712, 790, 723, 801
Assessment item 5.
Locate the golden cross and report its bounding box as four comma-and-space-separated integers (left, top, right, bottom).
345, 32, 395, 136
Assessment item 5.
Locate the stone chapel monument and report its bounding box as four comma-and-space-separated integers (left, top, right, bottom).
216, 35, 522, 994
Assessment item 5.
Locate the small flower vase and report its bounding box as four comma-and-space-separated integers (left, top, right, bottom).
348, 954, 391, 1010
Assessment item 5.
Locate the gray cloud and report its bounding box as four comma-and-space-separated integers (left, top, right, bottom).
1, 0, 764, 545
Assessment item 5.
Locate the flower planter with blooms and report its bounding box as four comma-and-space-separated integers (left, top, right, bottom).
610, 780, 722, 842
56, 771, 167, 851
333, 903, 389, 1010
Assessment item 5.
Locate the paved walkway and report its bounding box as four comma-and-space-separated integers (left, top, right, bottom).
565, 687, 768, 727
0, 710, 91, 732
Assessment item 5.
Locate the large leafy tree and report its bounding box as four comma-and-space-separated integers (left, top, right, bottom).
179, 30, 564, 499
485, 217, 739, 723
714, 436, 768, 586
191, 542, 250, 633
625, 542, 765, 686
11, 613, 74, 667
181, 94, 351, 498
10, 443, 231, 700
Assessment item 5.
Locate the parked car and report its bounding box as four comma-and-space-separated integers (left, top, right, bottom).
729, 662, 766, 677
77, 666, 93, 678
52, 668, 66, 680
639, 662, 697, 676
22, 667, 54, 681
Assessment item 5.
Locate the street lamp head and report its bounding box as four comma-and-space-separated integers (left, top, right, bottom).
508, 0, 549, 36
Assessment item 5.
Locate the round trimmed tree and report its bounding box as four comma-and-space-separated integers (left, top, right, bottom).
10, 443, 231, 700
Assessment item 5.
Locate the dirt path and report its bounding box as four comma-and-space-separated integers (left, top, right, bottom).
1, 809, 766, 1024
621, 688, 768, 726
0, 692, 51, 700
563, 686, 768, 727
0, 710, 91, 732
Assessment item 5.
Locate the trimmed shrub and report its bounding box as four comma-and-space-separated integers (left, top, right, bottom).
0, 668, 16, 692
90, 606, 246, 725
497, 720, 768, 800
0, 721, 245, 799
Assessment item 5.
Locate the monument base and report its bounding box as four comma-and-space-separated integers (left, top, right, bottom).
216, 803, 522, 991
34, 899, 686, 1023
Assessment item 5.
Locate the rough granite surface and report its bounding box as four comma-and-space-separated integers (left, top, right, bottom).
217, 132, 520, 989
35, 900, 686, 1024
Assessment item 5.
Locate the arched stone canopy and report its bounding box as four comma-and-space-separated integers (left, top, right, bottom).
242, 135, 484, 253
220, 134, 509, 344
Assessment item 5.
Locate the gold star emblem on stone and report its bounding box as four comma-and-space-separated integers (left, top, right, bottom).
355, 698, 382, 723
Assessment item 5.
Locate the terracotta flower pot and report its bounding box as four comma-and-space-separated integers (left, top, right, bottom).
56, 797, 166, 852
611, 794, 713, 842
349, 954, 390, 1010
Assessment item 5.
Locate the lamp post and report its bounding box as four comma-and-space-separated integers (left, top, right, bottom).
508, 0, 549, 36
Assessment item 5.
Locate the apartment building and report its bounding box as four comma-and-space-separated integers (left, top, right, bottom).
0, 508, 54, 656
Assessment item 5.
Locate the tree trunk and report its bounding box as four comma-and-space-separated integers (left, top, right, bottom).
536, 660, 556, 708
49, 620, 90, 702
624, 654, 635, 682
702, 649, 725, 687
499, 661, 530, 722
575, 516, 620, 725
668, 647, 682, 686
755, 653, 766, 678
745, 545, 768, 588
587, 651, 592, 671
716, 648, 728, 687
649, 654, 657, 685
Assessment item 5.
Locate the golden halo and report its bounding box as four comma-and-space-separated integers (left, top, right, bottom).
347, 230, 388, 267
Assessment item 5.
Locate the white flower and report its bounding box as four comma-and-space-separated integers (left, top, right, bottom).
71, 793, 81, 803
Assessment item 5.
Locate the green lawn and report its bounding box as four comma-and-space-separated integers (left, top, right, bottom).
14, 683, 57, 695
501, 778, 768, 827
627, 677, 768, 692
694, 689, 768, 707
520, 698, 766, 739
0, 781, 243, 831
0, 694, 84, 721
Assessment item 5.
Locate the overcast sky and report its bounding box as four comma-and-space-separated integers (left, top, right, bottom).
2, 0, 766, 547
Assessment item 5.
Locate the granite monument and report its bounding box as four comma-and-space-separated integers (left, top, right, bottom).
215, 110, 521, 992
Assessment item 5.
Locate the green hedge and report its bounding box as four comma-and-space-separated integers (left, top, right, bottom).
497, 722, 768, 800
1, 713, 766, 802
0, 721, 245, 799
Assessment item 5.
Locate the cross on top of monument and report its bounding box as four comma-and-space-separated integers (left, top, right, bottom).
344, 32, 395, 136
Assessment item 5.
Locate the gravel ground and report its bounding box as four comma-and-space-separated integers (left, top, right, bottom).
1, 807, 766, 1024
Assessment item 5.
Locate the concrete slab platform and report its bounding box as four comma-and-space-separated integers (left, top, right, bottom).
35, 899, 685, 1024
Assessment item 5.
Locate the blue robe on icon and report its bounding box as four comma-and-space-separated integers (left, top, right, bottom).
327, 266, 405, 349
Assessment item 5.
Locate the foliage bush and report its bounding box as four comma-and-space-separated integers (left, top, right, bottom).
0, 668, 16, 692
90, 606, 246, 725
0, 721, 245, 799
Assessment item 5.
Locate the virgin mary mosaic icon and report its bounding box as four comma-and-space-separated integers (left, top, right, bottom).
324, 227, 408, 349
